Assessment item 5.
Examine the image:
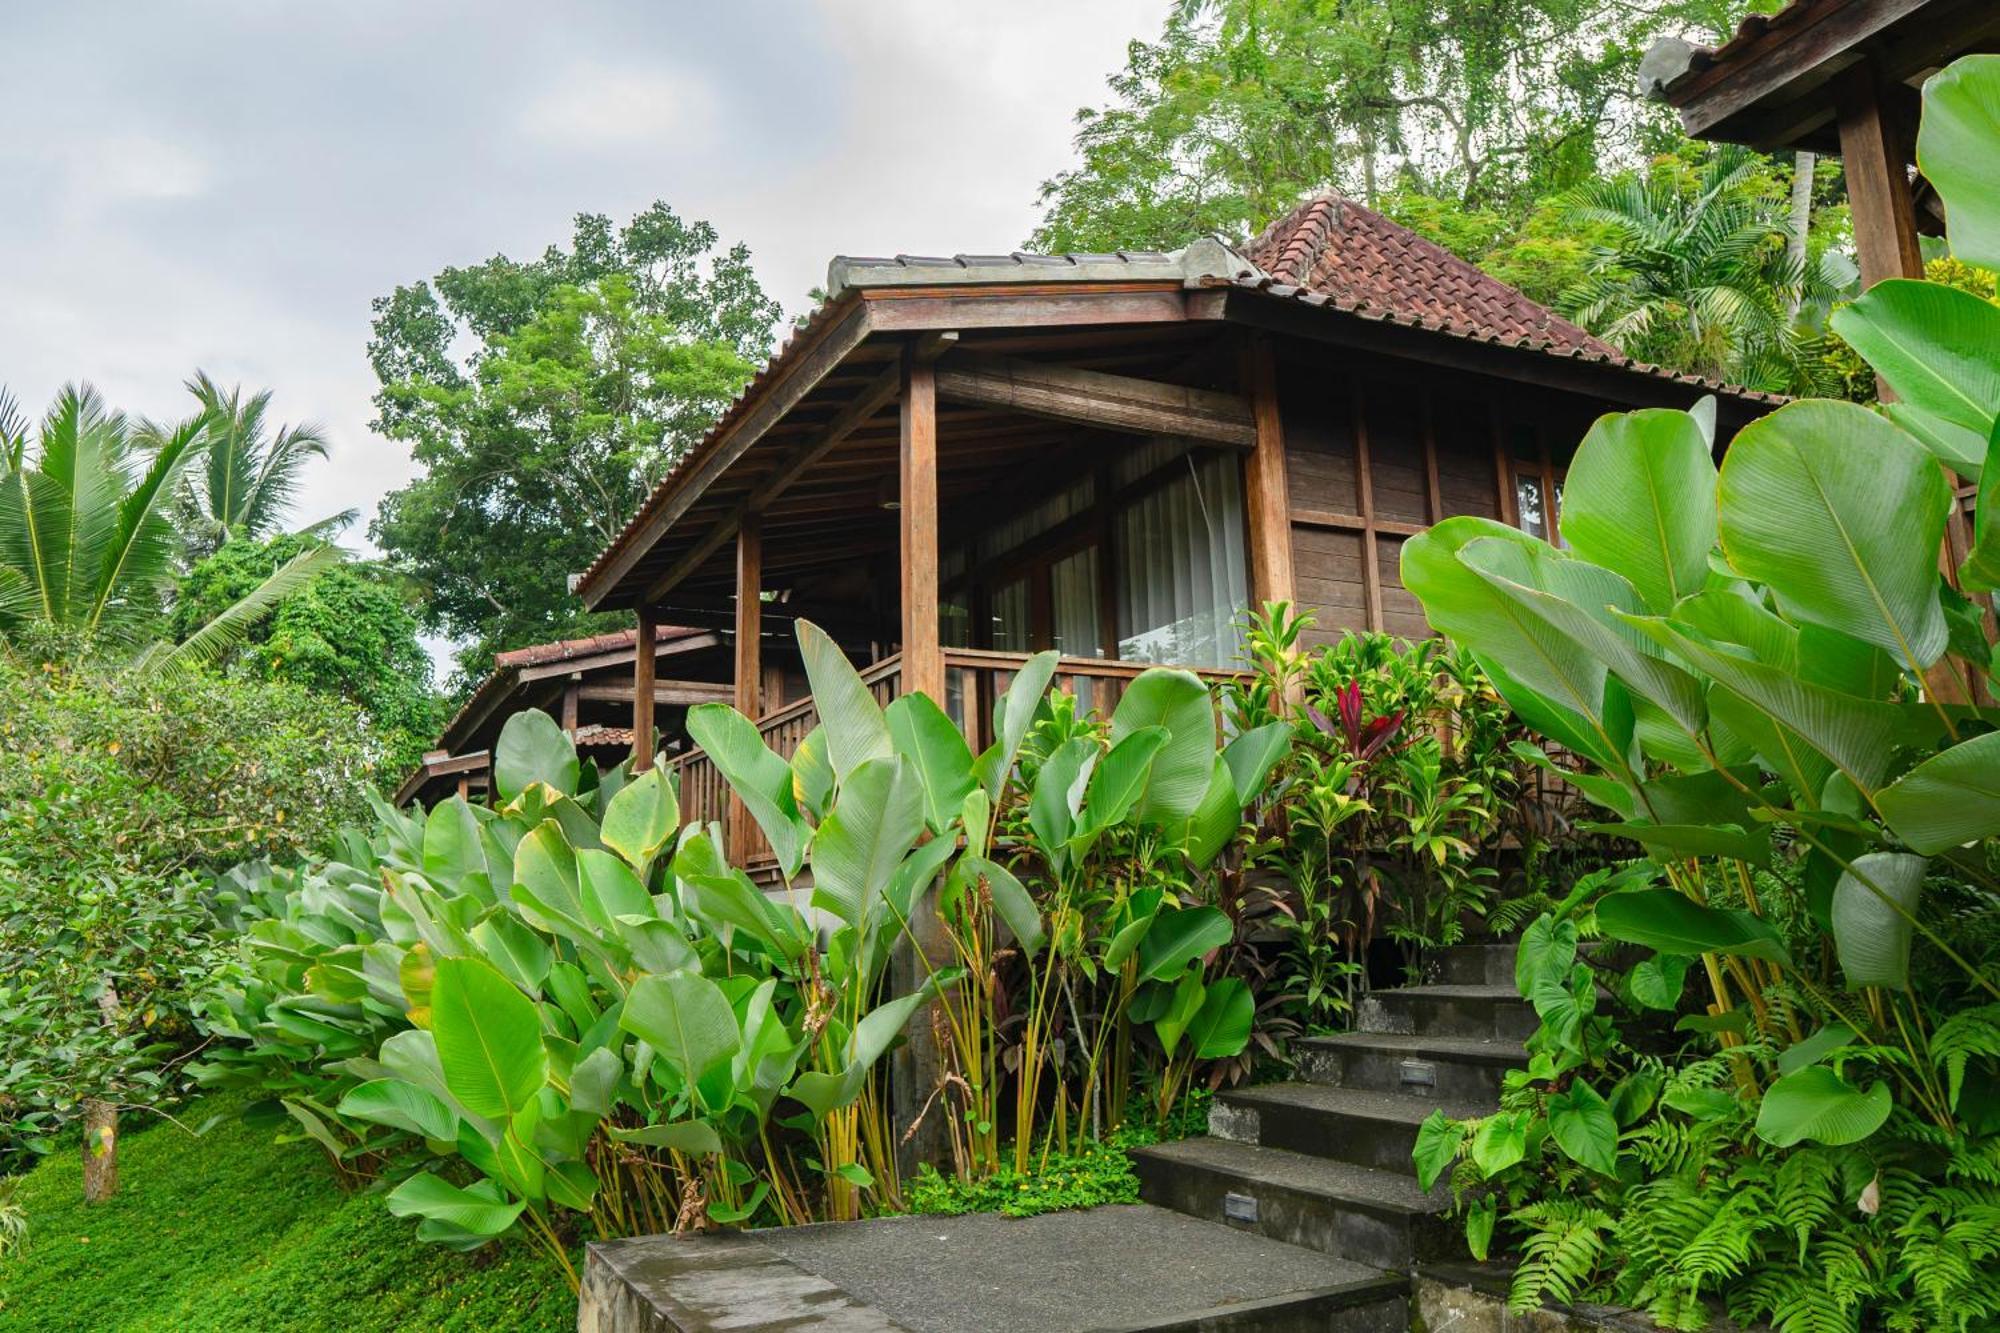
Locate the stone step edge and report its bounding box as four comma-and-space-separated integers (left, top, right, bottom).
1093, 1269, 1410, 1333
1131, 1138, 1448, 1220
1217, 1082, 1493, 1126
1295, 1032, 1528, 1065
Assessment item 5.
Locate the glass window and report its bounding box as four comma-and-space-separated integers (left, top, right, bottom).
1114, 452, 1249, 668
989, 578, 1032, 652
1050, 546, 1102, 659
1514, 471, 1547, 540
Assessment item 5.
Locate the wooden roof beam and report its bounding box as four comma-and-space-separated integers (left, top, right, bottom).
576, 681, 736, 706
933, 353, 1255, 448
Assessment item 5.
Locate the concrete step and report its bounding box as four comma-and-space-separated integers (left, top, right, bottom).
1294, 1031, 1525, 1102
1422, 942, 1516, 987
1211, 1083, 1490, 1174
1132, 1136, 1462, 1273
1356, 984, 1537, 1042
580, 1205, 1411, 1332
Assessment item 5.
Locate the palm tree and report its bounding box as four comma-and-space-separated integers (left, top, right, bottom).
1556, 145, 1855, 395
174, 371, 344, 556
0, 383, 333, 677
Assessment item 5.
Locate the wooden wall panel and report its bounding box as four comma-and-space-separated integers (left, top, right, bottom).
1281, 382, 1360, 515
1364, 395, 1429, 526
1435, 399, 1501, 520
1375, 535, 1430, 640
1292, 526, 1367, 647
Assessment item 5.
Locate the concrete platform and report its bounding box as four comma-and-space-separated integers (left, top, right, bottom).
579, 1203, 1409, 1332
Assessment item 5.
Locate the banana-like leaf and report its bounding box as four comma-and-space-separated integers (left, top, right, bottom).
607, 1121, 723, 1155
621, 971, 741, 1114
1917, 54, 2000, 271
1110, 668, 1218, 824
1084, 725, 1169, 834
1029, 738, 1098, 875
685, 703, 808, 878
470, 913, 552, 994
423, 798, 500, 901
1558, 408, 1717, 614
1885, 401, 1988, 481
1595, 888, 1791, 966
1878, 731, 2000, 853
1958, 419, 2000, 593
1222, 721, 1291, 807
958, 854, 1044, 956
1137, 905, 1233, 982
808, 756, 925, 927
578, 847, 653, 929
1830, 851, 1926, 990
339, 1079, 461, 1142
1187, 976, 1253, 1059
975, 649, 1059, 799
791, 726, 836, 820
1173, 754, 1244, 870
1755, 1066, 1892, 1147
1716, 400, 1949, 671
796, 619, 891, 781
386, 1172, 524, 1238
1152, 965, 1206, 1056
567, 1046, 622, 1116
601, 765, 679, 868
430, 957, 548, 1121
493, 709, 580, 802
886, 691, 977, 833
509, 820, 595, 942
1831, 279, 2000, 453
1581, 820, 1770, 868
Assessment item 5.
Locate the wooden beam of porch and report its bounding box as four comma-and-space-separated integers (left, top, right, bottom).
933, 353, 1257, 448
577, 681, 735, 706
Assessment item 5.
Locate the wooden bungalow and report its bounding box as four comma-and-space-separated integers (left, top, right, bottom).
394, 624, 734, 807
574, 193, 1783, 866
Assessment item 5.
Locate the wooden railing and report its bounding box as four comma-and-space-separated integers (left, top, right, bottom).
673, 647, 1244, 871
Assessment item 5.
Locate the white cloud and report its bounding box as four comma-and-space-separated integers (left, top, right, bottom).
519, 60, 719, 150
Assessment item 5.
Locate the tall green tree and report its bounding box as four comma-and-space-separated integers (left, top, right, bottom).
1557, 144, 1856, 393
368, 204, 781, 685
170, 532, 442, 773
174, 371, 339, 558
0, 384, 330, 676
1030, 0, 1746, 253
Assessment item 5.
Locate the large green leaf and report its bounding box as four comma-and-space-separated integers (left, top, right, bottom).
1755, 1065, 1892, 1147
1412, 1109, 1466, 1191
1547, 1081, 1618, 1175
1029, 737, 1097, 871
423, 798, 499, 899
886, 692, 977, 833
385, 1172, 524, 1237
1595, 889, 1791, 966
1221, 721, 1291, 807
1918, 54, 2000, 271
338, 1079, 461, 1143
975, 650, 1059, 799
1958, 420, 2000, 593
509, 820, 593, 942
796, 619, 891, 781
1173, 754, 1245, 870
492, 709, 579, 802
1831, 280, 2000, 450
429, 957, 548, 1121
1136, 905, 1232, 981
1110, 668, 1217, 824
1878, 731, 2000, 853
601, 765, 679, 869
685, 703, 808, 878
1716, 400, 1949, 671
957, 855, 1044, 955
1083, 725, 1169, 833
1459, 537, 1706, 736
1558, 408, 1717, 614
1187, 976, 1253, 1059
621, 971, 741, 1113
1830, 851, 1926, 990
1884, 402, 1988, 481
808, 756, 925, 926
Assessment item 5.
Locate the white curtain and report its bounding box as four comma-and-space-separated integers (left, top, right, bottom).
1115, 451, 1248, 667
1050, 547, 1102, 658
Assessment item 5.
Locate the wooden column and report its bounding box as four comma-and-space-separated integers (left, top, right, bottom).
560, 680, 580, 735
1836, 60, 1923, 290
632, 605, 658, 771
1838, 61, 1978, 704
1353, 390, 1383, 632
899, 345, 943, 702
893, 339, 948, 1176
730, 518, 762, 862
1241, 337, 1296, 612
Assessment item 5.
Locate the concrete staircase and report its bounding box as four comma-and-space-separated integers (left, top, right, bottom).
1131, 943, 1528, 1292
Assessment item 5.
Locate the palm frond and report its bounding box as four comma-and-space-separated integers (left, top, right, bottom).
0, 390, 26, 475
132, 543, 339, 683
89, 411, 210, 638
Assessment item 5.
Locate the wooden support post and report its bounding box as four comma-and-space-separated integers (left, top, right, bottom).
1353, 390, 1383, 632
730, 518, 762, 862
632, 606, 658, 771
560, 680, 579, 736
900, 346, 944, 703
893, 340, 948, 1176
1241, 336, 1296, 612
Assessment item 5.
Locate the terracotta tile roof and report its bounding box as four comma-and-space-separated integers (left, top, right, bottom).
1243, 193, 1617, 356
572, 724, 635, 748
493, 623, 703, 669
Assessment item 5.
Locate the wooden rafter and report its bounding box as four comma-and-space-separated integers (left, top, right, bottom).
934, 353, 1256, 448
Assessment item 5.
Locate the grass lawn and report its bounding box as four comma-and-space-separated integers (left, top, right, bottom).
0, 1100, 576, 1332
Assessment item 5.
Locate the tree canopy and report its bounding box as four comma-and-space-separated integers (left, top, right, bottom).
367, 204, 783, 687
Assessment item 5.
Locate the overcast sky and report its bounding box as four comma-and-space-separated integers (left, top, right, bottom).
1, 0, 1165, 545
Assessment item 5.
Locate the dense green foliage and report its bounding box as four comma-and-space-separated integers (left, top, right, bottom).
367, 204, 782, 685
171, 533, 442, 774
1401, 54, 2000, 1331
190, 631, 1285, 1285
0, 650, 380, 1171
0, 1097, 572, 1331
